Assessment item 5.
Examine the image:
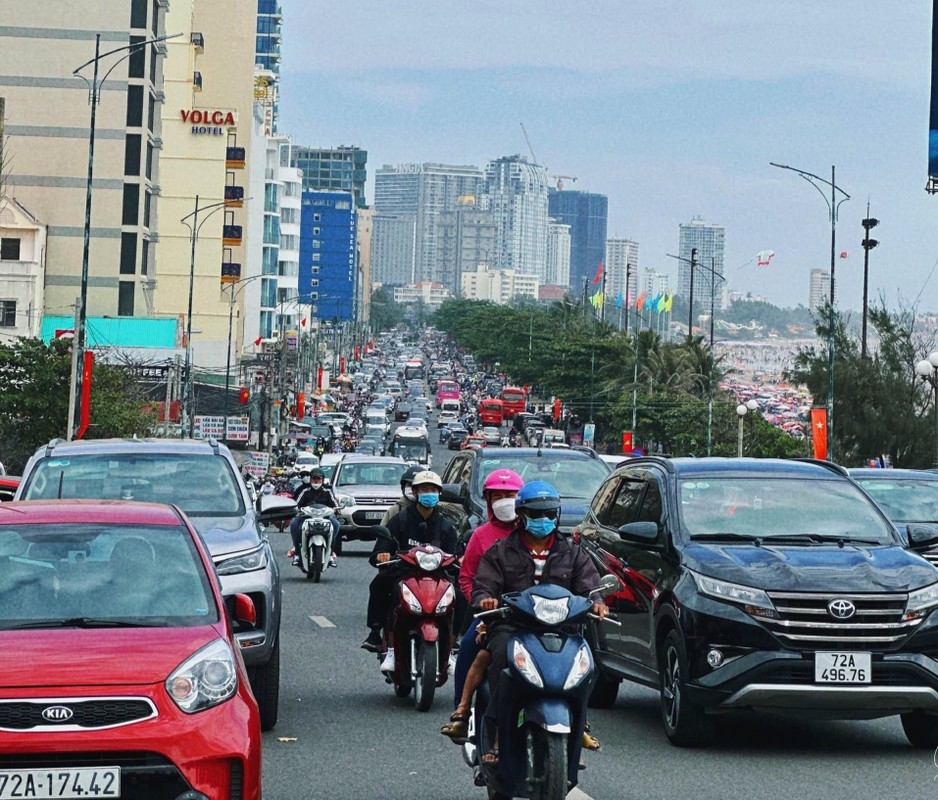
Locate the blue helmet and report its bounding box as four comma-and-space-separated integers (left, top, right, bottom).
515, 480, 561, 512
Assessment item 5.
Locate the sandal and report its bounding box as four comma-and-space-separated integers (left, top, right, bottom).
582, 722, 601, 751
440, 712, 469, 740
481, 749, 499, 766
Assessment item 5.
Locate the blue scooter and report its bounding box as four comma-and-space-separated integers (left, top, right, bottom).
462, 582, 619, 800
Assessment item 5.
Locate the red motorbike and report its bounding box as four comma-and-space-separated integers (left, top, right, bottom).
377, 544, 457, 711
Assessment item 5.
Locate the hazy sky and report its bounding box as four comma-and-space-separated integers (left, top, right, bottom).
279, 1, 938, 313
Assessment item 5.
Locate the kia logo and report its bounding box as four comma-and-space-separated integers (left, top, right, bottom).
41, 706, 74, 723
828, 599, 856, 619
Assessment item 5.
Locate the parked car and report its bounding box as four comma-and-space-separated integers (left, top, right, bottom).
0, 475, 20, 502
15, 438, 293, 731
331, 455, 408, 545
577, 457, 938, 748
0, 499, 262, 796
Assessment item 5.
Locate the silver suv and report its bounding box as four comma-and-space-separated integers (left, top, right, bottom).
331, 455, 407, 545
16, 437, 291, 730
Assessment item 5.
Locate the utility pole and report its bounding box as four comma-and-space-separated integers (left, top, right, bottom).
624, 262, 631, 335
861, 204, 880, 359
688, 248, 697, 338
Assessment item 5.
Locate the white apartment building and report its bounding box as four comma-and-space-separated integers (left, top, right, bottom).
393, 280, 452, 310
461, 263, 539, 304
809, 268, 832, 311
546, 220, 571, 288
605, 237, 639, 302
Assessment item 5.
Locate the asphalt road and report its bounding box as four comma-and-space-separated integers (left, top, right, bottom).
260, 418, 938, 800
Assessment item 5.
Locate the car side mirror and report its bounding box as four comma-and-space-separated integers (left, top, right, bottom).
256, 494, 297, 524
907, 523, 938, 551
616, 521, 659, 542
226, 593, 257, 628
441, 482, 468, 507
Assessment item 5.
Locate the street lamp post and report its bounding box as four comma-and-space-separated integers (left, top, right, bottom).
223, 274, 266, 427
916, 352, 938, 468
736, 398, 758, 457
861, 205, 880, 359
688, 247, 697, 338
770, 162, 849, 461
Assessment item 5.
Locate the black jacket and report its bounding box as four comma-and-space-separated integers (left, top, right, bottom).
293, 483, 337, 509
369, 505, 458, 567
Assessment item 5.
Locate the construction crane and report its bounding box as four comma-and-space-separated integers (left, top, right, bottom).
519, 122, 539, 165
552, 174, 577, 190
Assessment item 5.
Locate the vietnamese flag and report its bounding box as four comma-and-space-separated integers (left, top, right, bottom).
592, 261, 604, 284
811, 407, 828, 460
301, 318, 307, 328
253, 335, 263, 347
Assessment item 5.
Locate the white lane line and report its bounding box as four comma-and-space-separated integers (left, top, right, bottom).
309, 615, 335, 628
569, 788, 594, 800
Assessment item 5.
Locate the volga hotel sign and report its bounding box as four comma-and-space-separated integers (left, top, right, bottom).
181, 109, 236, 136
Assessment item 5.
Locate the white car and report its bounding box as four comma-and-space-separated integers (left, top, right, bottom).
437, 411, 459, 429
292, 452, 320, 473
405, 417, 429, 436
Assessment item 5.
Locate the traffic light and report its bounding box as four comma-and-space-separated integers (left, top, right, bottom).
239, 387, 250, 404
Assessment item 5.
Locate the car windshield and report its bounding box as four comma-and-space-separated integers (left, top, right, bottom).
854, 477, 938, 523
0, 523, 217, 628
473, 455, 609, 500
22, 454, 245, 517
678, 477, 896, 542
336, 462, 406, 487
396, 443, 428, 461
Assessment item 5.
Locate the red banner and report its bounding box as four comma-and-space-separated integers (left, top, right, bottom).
339, 356, 346, 375
354, 346, 361, 361
76, 351, 94, 439
317, 366, 323, 390
552, 398, 562, 424
297, 392, 305, 420
811, 408, 828, 460
622, 431, 634, 454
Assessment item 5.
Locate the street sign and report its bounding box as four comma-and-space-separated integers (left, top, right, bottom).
245, 451, 270, 480
126, 363, 171, 383
583, 423, 596, 448
226, 416, 250, 441
193, 415, 225, 439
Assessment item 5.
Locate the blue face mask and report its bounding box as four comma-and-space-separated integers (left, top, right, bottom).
524, 517, 556, 538
417, 492, 440, 509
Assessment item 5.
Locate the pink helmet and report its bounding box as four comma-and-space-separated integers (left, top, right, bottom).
483, 469, 524, 494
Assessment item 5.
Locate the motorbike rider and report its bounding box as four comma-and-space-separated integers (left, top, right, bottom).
470, 481, 608, 763
362, 470, 458, 672
289, 466, 340, 568
440, 469, 523, 739
380, 464, 421, 526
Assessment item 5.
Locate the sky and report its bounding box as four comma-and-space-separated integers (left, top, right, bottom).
279, 0, 938, 313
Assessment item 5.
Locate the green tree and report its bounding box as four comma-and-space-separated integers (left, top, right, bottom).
369, 287, 405, 333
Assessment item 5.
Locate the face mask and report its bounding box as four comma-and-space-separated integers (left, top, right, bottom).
524, 516, 556, 538
302, 476, 310, 484
417, 492, 440, 509
492, 498, 517, 522
404, 488, 415, 501
311, 481, 323, 489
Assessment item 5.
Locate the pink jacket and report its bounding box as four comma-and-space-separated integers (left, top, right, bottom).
459, 515, 516, 602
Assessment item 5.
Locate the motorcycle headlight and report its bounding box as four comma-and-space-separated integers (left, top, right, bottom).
215, 545, 269, 576
531, 595, 570, 625
691, 571, 778, 620
166, 639, 238, 713
562, 644, 593, 691
905, 582, 938, 621
435, 583, 455, 613
400, 583, 423, 614
416, 550, 443, 572
511, 640, 544, 688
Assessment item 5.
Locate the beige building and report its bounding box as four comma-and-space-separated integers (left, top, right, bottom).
461, 263, 538, 305
0, 196, 47, 342
357, 206, 374, 324
393, 281, 451, 310
0, 1, 167, 320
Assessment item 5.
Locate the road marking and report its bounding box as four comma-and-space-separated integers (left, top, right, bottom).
569, 788, 594, 800
309, 615, 335, 628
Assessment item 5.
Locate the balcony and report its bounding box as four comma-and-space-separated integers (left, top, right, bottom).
190, 32, 205, 52
224, 185, 245, 208
226, 147, 246, 169
193, 71, 203, 92
222, 225, 243, 246
221, 262, 242, 284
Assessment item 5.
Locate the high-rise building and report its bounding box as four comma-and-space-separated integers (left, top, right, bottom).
299, 190, 357, 322
605, 238, 639, 303
547, 189, 608, 293
677, 217, 725, 309
255, 0, 282, 132
809, 268, 832, 311
356, 207, 374, 324
546, 220, 572, 288
372, 214, 416, 286
0, 1, 167, 321
461, 263, 539, 305
641, 268, 670, 298
438, 196, 497, 294
483, 155, 550, 280
374, 162, 483, 285
292, 146, 368, 208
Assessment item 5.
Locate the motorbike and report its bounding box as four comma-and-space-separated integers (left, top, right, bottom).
297, 503, 336, 583
462, 582, 619, 800
376, 542, 458, 712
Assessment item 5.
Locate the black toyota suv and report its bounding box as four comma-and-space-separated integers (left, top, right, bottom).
577, 457, 938, 748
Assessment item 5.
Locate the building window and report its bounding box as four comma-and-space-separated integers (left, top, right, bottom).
143, 191, 152, 228
130, 0, 147, 28
311, 253, 320, 262
0, 238, 21, 260
118, 281, 135, 316
124, 134, 142, 176
128, 36, 145, 78
312, 227, 320, 235
146, 142, 154, 179
313, 213, 321, 222
122, 184, 140, 226
141, 239, 149, 275
119, 233, 137, 275
126, 86, 143, 126
312, 240, 320, 249
0, 300, 15, 327
147, 93, 156, 133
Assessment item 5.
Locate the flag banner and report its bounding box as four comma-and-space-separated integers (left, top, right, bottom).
664, 293, 674, 313
645, 294, 656, 311
301, 317, 307, 328
656, 293, 667, 313
592, 261, 604, 284
756, 250, 775, 267
621, 431, 634, 454
590, 290, 604, 309
253, 335, 263, 347
635, 292, 647, 311
839, 251, 849, 259
615, 292, 623, 309
811, 407, 828, 460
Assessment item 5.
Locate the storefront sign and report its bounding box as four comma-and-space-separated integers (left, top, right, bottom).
193, 415, 225, 439
225, 416, 250, 441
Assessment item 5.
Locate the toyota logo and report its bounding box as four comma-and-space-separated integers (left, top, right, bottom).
828, 599, 856, 619
41, 705, 74, 723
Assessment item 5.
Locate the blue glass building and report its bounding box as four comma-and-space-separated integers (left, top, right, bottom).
299, 191, 357, 322
256, 0, 282, 129
547, 189, 608, 291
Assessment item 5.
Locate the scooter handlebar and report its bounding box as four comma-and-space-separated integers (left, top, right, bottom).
588, 612, 622, 626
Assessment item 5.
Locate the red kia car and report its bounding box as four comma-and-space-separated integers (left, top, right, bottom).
0, 500, 261, 799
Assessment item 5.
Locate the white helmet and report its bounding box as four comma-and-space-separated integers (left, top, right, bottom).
411, 470, 442, 491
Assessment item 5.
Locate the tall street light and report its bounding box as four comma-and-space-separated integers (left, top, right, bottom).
860, 205, 880, 359
770, 162, 849, 462
68, 32, 180, 439
223, 274, 266, 427
736, 398, 758, 457
916, 351, 938, 468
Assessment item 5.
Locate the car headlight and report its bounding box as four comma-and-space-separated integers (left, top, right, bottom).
337, 493, 355, 509
416, 550, 443, 572
400, 583, 423, 614
563, 644, 593, 690
531, 595, 570, 625
435, 583, 455, 613
511, 640, 543, 688
216, 544, 269, 576
166, 639, 238, 713
905, 582, 938, 620
691, 571, 778, 619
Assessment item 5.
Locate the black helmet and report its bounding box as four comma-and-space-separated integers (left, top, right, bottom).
309, 467, 325, 480
401, 465, 422, 491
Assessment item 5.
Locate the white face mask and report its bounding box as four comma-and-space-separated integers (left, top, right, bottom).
491, 497, 517, 522
404, 488, 415, 501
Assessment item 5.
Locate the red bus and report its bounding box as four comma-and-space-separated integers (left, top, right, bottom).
500, 386, 527, 420
479, 398, 504, 426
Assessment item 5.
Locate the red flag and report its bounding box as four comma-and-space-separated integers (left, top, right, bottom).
592, 261, 604, 284
552, 397, 562, 423
301, 318, 307, 328
296, 392, 305, 419
253, 336, 263, 347
811, 408, 828, 460
839, 251, 849, 259
621, 431, 634, 454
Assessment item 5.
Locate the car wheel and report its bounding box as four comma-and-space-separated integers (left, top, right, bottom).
659, 629, 709, 747
901, 711, 938, 748
588, 669, 620, 709
249, 635, 281, 732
